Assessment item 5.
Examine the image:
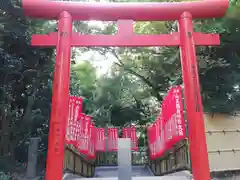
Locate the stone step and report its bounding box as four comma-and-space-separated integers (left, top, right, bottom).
94, 165, 153, 177
63, 168, 192, 180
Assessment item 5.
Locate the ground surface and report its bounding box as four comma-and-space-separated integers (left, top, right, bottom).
63, 166, 192, 180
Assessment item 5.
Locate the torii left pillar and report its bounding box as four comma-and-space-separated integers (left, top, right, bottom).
44, 11, 72, 180
39, 11, 72, 180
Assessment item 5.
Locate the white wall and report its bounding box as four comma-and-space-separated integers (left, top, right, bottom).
204, 114, 240, 172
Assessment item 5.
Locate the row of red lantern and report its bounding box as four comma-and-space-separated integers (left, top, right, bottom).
84, 126, 139, 152
147, 86, 186, 160
98, 126, 139, 151
122, 127, 138, 151
65, 96, 139, 159
65, 96, 96, 159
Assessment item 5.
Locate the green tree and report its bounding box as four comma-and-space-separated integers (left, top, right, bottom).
0, 0, 55, 173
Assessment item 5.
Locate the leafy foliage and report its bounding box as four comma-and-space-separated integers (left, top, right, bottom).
0, 0, 55, 173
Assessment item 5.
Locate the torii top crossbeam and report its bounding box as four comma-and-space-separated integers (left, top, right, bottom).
20, 0, 229, 21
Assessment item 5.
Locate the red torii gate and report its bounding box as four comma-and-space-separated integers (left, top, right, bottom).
20, 0, 229, 180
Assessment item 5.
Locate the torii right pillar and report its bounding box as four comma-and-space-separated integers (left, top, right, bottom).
178, 12, 210, 179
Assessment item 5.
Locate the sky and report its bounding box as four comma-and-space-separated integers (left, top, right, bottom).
75, 50, 117, 77
75, 20, 117, 77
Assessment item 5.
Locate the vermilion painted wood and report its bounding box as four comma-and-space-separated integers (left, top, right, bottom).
31, 32, 220, 47
44, 11, 72, 180
20, 0, 229, 21
178, 12, 211, 180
